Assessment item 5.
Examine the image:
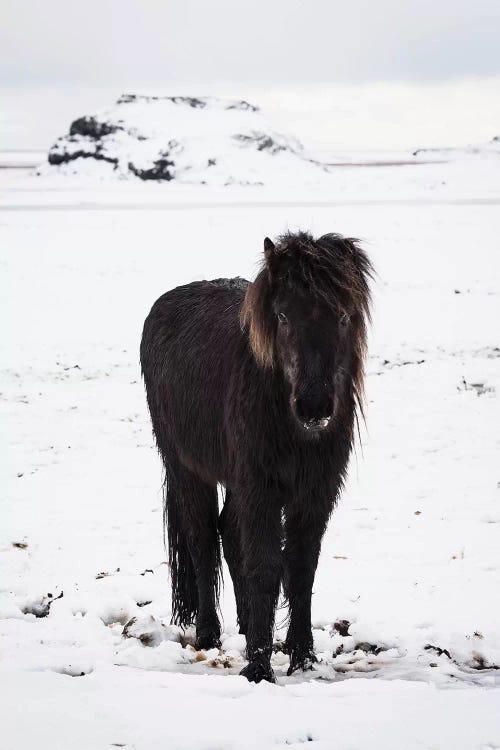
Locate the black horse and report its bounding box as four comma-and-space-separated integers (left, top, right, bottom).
140, 231, 373, 683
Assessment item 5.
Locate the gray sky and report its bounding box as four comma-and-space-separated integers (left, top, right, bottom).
1, 0, 499, 89
1, 1, 499, 151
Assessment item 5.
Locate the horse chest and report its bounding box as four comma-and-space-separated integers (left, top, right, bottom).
257, 432, 340, 499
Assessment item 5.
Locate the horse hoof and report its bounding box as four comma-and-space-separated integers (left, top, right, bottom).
287, 649, 317, 676
195, 631, 221, 651
240, 661, 276, 684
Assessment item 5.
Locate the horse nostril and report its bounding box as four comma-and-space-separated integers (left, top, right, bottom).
294, 394, 333, 423
294, 396, 307, 422
323, 396, 334, 419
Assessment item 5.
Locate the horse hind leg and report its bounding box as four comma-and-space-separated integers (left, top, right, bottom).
165, 460, 221, 649
219, 490, 248, 635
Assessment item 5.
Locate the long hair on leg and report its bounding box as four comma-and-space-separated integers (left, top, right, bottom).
164, 463, 199, 627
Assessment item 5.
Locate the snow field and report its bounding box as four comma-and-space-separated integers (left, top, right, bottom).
1, 193, 500, 749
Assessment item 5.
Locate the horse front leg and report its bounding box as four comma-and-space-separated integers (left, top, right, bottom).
283, 502, 330, 675
237, 484, 282, 684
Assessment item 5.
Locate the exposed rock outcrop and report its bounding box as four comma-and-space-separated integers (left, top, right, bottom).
47, 94, 326, 185
412, 137, 500, 159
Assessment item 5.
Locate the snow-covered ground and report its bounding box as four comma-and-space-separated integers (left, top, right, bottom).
1, 157, 500, 748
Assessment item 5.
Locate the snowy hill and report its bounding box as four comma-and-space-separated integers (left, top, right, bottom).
46, 94, 327, 185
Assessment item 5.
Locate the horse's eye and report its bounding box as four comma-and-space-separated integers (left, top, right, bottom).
277, 311, 288, 325
339, 313, 349, 327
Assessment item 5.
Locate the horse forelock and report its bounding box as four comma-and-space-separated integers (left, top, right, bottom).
274, 232, 373, 319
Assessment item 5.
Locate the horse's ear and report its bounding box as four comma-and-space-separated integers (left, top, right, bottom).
264, 237, 275, 263
264, 237, 278, 280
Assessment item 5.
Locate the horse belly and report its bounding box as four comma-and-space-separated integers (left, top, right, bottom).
161, 354, 227, 484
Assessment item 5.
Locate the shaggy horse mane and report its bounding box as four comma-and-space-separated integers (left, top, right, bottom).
241, 231, 374, 415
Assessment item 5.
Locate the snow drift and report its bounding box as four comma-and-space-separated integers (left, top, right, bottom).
47, 94, 327, 185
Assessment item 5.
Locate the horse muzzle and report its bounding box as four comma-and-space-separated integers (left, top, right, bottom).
301, 415, 332, 432
293, 392, 334, 432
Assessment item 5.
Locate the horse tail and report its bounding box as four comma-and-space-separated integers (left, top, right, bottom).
141, 305, 219, 633
163, 465, 199, 628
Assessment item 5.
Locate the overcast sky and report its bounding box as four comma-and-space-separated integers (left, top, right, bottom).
1, 0, 499, 150
2, 0, 499, 88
